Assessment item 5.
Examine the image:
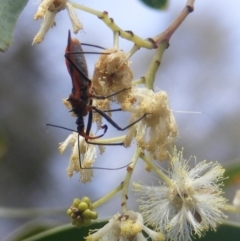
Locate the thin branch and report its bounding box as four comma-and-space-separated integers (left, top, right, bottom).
71, 0, 195, 49
92, 183, 123, 209
71, 2, 154, 49
121, 148, 142, 212
153, 0, 195, 45
145, 41, 168, 89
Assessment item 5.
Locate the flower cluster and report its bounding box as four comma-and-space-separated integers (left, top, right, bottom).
33, 0, 82, 44
92, 49, 134, 128
85, 210, 164, 241
124, 88, 178, 160
91, 50, 178, 160
59, 132, 97, 183
32, 2, 232, 241
67, 197, 98, 228
92, 49, 133, 101
133, 148, 227, 241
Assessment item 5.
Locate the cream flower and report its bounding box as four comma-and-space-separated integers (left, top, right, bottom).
86, 210, 164, 241
59, 132, 97, 183
91, 49, 134, 127
124, 88, 178, 161
33, 0, 82, 44
92, 48, 133, 101
133, 148, 227, 241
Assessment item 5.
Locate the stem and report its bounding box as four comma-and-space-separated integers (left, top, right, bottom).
127, 44, 140, 59
70, 2, 103, 17
113, 31, 119, 49
145, 42, 168, 90
91, 135, 126, 144
153, 0, 195, 45
224, 204, 240, 214
71, 0, 195, 91
118, 44, 140, 69
92, 183, 123, 209
140, 152, 172, 187
21, 224, 73, 241
144, 0, 195, 89
71, 0, 195, 50
71, 2, 154, 49
121, 148, 142, 212
132, 78, 145, 85
222, 220, 240, 228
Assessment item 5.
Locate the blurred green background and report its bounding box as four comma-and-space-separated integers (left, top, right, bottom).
0, 0, 240, 239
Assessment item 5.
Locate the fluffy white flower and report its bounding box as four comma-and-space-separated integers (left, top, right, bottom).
133, 148, 227, 241
86, 211, 164, 241
59, 132, 97, 183
124, 88, 178, 160
33, 0, 82, 44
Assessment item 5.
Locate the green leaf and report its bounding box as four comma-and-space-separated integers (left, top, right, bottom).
138, 0, 168, 10
195, 221, 240, 241
7, 221, 55, 241
224, 160, 240, 186
11, 221, 108, 241
9, 220, 240, 241
0, 0, 29, 52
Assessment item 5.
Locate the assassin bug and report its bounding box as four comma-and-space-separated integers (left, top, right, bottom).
48, 31, 147, 169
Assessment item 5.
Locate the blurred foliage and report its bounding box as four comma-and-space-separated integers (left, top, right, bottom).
139, 0, 168, 9
7, 221, 56, 241
5, 220, 240, 241
1, 0, 240, 240
224, 161, 240, 186
0, 32, 56, 205
8, 222, 107, 241
0, 0, 29, 51
0, 127, 8, 159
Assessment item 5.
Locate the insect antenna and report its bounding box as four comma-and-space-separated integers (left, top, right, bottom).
46, 123, 76, 133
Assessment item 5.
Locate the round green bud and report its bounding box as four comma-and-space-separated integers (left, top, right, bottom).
82, 209, 91, 218
75, 221, 83, 228
83, 218, 91, 226
71, 206, 79, 213
66, 209, 72, 216
81, 196, 91, 206
71, 219, 77, 225
90, 211, 98, 220
78, 202, 88, 212
73, 198, 81, 208
88, 204, 93, 210
71, 213, 77, 219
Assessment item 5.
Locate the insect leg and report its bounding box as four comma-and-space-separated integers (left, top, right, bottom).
92, 106, 147, 131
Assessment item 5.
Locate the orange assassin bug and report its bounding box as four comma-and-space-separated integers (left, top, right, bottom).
48, 31, 146, 169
